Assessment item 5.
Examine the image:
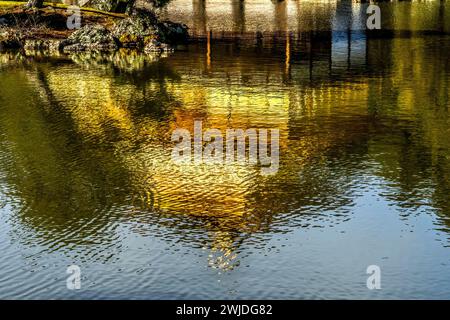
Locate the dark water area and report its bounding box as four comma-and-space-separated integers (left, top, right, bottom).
0, 1, 449, 299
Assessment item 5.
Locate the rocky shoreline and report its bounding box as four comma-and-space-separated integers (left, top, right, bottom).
0, 6, 188, 54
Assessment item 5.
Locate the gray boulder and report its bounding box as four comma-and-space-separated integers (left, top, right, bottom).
24, 39, 66, 52
156, 21, 188, 44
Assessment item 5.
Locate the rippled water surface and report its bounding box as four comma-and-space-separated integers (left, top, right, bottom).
0, 1, 450, 299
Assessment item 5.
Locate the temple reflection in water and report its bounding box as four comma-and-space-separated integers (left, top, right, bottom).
0, 1, 449, 296
1, 28, 450, 268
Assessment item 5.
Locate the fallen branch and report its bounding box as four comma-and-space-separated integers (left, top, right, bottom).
0, 1, 127, 18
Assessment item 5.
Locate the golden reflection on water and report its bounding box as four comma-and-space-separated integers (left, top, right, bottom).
1, 30, 450, 272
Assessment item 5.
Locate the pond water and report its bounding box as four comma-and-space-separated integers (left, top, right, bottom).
0, 1, 449, 299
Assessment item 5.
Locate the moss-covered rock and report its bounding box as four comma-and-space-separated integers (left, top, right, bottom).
64, 24, 118, 52
111, 9, 188, 48
111, 10, 158, 47
0, 27, 22, 49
